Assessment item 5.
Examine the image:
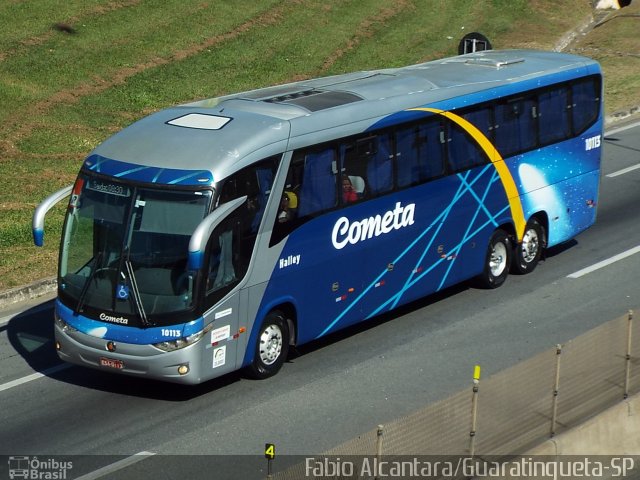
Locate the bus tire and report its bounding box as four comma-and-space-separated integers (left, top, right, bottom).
512, 218, 544, 275
247, 311, 290, 379
478, 229, 511, 289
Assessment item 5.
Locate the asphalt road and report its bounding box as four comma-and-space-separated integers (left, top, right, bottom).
1, 120, 639, 479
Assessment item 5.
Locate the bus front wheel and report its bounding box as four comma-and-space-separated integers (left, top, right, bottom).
247, 311, 290, 379
478, 229, 511, 289
513, 218, 545, 275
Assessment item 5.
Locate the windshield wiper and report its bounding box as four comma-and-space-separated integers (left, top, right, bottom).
125, 259, 149, 327
75, 251, 103, 315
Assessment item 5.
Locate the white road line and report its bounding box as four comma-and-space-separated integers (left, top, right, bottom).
74, 452, 156, 480
0, 364, 71, 392
567, 245, 640, 279
606, 163, 640, 178
606, 120, 640, 137
603, 121, 640, 178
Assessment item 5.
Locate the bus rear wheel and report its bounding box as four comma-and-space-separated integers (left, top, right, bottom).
512, 218, 544, 275
247, 311, 290, 379
478, 229, 511, 289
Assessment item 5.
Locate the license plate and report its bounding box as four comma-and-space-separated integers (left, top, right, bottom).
100, 357, 124, 369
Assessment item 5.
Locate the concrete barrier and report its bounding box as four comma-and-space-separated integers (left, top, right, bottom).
0, 277, 56, 310
527, 392, 640, 455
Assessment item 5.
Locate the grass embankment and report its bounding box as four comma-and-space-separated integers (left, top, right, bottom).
566, 1, 640, 116
0, 0, 627, 290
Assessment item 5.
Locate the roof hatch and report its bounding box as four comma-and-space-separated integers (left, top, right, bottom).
263, 90, 363, 112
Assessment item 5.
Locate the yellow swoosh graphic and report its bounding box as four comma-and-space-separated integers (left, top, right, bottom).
409, 107, 526, 241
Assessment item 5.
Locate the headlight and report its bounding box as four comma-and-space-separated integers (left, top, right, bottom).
152, 330, 203, 352
55, 313, 77, 333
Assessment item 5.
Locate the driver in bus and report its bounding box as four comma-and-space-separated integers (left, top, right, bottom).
278, 190, 297, 222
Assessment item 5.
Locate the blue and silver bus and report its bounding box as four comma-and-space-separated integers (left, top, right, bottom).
33, 49, 603, 384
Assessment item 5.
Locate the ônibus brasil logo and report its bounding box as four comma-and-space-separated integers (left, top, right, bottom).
331, 201, 415, 250
7, 456, 72, 480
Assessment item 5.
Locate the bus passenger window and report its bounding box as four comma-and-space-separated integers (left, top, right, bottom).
338, 141, 366, 202
396, 121, 444, 187
447, 121, 489, 172
270, 148, 336, 246
462, 107, 494, 142
366, 134, 393, 196
494, 96, 536, 157
538, 87, 571, 145
297, 148, 337, 216
571, 78, 600, 135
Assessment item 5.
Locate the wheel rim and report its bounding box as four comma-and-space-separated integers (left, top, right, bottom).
490, 241, 507, 277
259, 324, 282, 366
521, 228, 539, 263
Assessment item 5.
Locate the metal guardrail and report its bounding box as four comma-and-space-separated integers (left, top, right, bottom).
272, 309, 638, 479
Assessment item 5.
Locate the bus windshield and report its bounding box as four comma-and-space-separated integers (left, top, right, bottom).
59, 174, 212, 324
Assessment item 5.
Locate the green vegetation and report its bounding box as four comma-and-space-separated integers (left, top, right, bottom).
566, 1, 640, 115
0, 0, 636, 290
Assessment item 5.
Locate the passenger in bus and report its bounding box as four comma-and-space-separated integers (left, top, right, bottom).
342, 175, 359, 203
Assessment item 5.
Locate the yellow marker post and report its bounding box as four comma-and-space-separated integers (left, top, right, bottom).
551, 345, 562, 437
624, 310, 633, 399
469, 365, 481, 457
265, 443, 275, 479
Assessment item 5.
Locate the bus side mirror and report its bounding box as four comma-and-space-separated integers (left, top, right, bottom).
188, 196, 247, 271
33, 185, 73, 247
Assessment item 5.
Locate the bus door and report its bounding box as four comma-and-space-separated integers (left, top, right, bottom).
194, 157, 280, 378
189, 197, 247, 378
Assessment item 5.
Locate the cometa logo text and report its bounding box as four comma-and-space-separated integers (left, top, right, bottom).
99, 313, 129, 325
331, 202, 415, 250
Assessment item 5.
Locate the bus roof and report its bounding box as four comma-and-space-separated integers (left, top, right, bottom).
89, 49, 600, 184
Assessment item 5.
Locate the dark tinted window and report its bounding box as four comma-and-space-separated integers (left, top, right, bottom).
396, 120, 445, 187
572, 77, 600, 135
296, 148, 338, 216
538, 86, 571, 145
494, 96, 537, 157
447, 120, 490, 172
269, 75, 601, 245
462, 107, 494, 142
205, 158, 278, 307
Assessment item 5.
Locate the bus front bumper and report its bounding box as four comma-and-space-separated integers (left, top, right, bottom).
55, 324, 205, 385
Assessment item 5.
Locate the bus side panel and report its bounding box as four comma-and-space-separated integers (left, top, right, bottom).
254, 163, 513, 344
355, 163, 513, 320
518, 169, 599, 246
510, 123, 602, 246
264, 210, 373, 344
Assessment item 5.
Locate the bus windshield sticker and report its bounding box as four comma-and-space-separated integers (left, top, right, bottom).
211, 325, 231, 344
214, 308, 233, 320
213, 346, 226, 368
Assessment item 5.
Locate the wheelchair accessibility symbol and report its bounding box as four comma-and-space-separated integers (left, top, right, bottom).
117, 284, 129, 300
